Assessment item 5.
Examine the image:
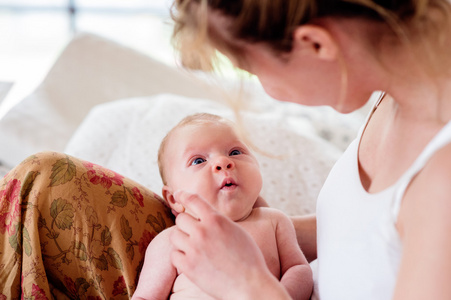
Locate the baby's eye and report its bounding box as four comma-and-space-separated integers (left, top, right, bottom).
191, 157, 206, 165
229, 149, 242, 156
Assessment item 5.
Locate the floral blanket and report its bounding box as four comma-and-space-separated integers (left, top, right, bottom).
0, 152, 174, 299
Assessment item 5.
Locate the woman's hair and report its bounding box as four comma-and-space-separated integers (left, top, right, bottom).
171, 0, 451, 75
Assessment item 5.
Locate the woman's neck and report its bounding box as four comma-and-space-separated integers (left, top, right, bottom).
384, 75, 451, 126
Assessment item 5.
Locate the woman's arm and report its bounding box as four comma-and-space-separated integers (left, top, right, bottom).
291, 214, 317, 262
170, 191, 291, 299
393, 149, 451, 299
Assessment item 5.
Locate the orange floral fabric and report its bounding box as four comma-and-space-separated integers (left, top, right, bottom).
0, 152, 174, 299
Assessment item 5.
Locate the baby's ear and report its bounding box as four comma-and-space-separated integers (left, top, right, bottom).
162, 186, 185, 216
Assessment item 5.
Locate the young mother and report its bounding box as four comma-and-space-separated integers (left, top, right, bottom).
169, 0, 451, 299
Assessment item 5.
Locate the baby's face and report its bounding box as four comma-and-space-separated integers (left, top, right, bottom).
163, 121, 262, 221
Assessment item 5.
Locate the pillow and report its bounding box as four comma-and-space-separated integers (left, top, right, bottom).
0, 32, 225, 168
65, 92, 355, 216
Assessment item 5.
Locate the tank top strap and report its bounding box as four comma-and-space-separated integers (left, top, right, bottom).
357, 91, 387, 139
392, 121, 451, 217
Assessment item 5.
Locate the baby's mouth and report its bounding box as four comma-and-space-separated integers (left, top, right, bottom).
221, 178, 237, 190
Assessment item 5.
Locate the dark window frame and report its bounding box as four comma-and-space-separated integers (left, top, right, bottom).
0, 1, 170, 33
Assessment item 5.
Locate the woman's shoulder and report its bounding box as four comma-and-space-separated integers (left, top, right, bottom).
421, 142, 451, 187
410, 141, 451, 199
399, 142, 451, 234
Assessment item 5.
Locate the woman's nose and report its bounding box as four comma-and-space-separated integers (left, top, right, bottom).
214, 157, 234, 171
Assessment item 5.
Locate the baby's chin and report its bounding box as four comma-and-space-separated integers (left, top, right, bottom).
222, 208, 254, 222
180, 197, 255, 222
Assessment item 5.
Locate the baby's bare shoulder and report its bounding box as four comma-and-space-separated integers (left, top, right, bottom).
146, 226, 176, 250
253, 206, 288, 216
156, 225, 176, 237
251, 207, 291, 223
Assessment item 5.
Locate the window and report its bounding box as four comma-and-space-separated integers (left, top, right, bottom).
0, 0, 67, 8
0, 0, 175, 110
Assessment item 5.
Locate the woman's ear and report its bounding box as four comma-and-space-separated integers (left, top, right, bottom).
292, 25, 338, 61
162, 186, 185, 215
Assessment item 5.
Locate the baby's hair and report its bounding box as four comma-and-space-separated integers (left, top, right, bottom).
158, 113, 229, 185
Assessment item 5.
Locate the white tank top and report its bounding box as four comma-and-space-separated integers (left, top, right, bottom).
315, 91, 451, 299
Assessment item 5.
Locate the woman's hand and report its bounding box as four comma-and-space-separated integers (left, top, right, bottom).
170, 191, 288, 299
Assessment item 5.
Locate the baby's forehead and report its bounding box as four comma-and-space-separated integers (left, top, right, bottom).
170, 119, 241, 147
177, 118, 235, 133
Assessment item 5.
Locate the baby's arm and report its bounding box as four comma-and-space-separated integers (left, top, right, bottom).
274, 210, 313, 300
132, 227, 177, 300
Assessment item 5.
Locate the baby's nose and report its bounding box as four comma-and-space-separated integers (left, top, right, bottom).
215, 164, 232, 171
214, 157, 234, 171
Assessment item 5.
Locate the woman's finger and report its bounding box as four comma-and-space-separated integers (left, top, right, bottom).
173, 190, 216, 221
174, 211, 199, 235
170, 225, 190, 253
170, 247, 187, 273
